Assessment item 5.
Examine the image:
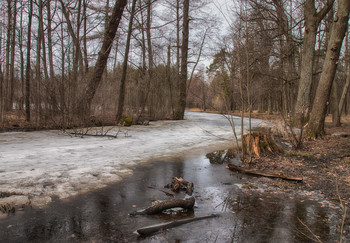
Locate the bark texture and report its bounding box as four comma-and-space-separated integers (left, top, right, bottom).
294, 0, 334, 124
307, 0, 350, 137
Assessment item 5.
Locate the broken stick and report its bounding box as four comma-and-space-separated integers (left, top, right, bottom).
136, 214, 218, 236
226, 164, 303, 182
130, 197, 195, 216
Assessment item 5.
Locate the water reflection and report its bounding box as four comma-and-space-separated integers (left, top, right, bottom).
206, 148, 236, 164
0, 152, 344, 242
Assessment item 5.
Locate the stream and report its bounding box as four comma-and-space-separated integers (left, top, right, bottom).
0, 148, 344, 242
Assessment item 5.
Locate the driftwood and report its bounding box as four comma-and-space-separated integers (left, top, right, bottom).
226, 164, 303, 182
164, 177, 194, 195
243, 129, 283, 157
130, 197, 195, 216
136, 214, 218, 236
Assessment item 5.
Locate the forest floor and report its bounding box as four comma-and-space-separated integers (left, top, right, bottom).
190, 109, 350, 228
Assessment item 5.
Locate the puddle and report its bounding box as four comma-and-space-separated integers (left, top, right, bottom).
0, 149, 346, 242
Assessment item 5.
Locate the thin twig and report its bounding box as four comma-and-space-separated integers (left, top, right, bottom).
297, 217, 322, 243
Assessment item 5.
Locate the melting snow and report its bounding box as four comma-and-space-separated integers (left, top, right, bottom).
0, 112, 264, 207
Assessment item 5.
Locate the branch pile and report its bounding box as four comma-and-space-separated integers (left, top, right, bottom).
164, 177, 194, 195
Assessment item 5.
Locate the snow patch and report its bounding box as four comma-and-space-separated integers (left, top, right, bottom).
0, 112, 262, 208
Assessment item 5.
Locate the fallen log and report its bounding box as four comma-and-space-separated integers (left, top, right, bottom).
226, 164, 303, 182
136, 214, 218, 236
130, 197, 195, 216
164, 177, 194, 195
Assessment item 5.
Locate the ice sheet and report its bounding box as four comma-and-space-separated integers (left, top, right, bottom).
0, 112, 264, 207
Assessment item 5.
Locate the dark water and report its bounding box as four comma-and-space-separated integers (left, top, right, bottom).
0, 150, 345, 242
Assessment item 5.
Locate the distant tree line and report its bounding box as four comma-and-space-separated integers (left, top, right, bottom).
0, 0, 349, 138
188, 0, 350, 137
0, 0, 212, 128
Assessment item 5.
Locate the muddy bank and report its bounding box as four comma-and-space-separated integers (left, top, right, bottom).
0, 149, 347, 242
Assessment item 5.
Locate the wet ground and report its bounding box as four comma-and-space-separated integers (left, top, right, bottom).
0, 149, 345, 242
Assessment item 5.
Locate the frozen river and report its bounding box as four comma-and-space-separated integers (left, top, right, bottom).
0, 112, 264, 208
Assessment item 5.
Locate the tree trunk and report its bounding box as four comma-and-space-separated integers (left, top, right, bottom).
83, 0, 89, 73
166, 45, 174, 115
338, 72, 350, 117
338, 30, 350, 118
331, 80, 341, 126
5, 0, 12, 112
77, 0, 127, 117
116, 0, 137, 122
146, 0, 154, 118
25, 0, 33, 122
174, 0, 189, 120
35, 0, 44, 125
9, 0, 17, 111
294, 0, 335, 124
307, 0, 350, 137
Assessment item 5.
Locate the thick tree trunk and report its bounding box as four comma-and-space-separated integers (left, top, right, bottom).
77, 0, 127, 117
294, 0, 335, 124
307, 0, 350, 137
116, 0, 137, 122
174, 0, 189, 120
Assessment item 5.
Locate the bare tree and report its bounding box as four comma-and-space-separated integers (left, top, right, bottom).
116, 0, 137, 122
77, 0, 127, 118
306, 0, 350, 137
174, 0, 189, 120
25, 0, 33, 122
294, 0, 334, 125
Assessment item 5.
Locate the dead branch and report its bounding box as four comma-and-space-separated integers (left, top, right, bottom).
69, 132, 117, 138
130, 197, 195, 216
136, 214, 218, 236
226, 164, 303, 182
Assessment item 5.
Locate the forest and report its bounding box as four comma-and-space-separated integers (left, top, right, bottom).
0, 0, 349, 138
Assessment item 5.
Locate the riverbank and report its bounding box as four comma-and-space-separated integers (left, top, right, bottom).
207, 109, 350, 238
